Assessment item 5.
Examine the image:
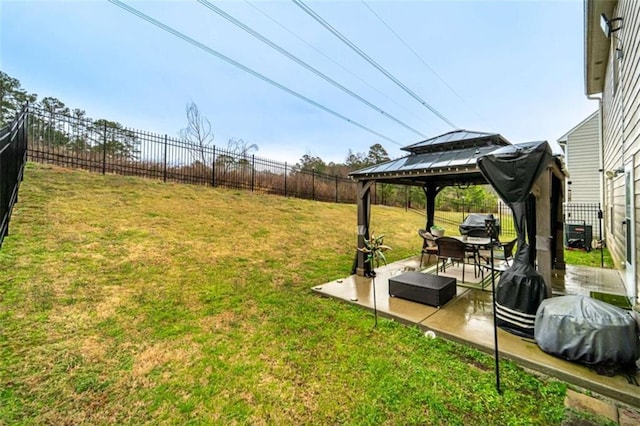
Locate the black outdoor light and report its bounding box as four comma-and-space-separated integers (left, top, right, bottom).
600, 13, 623, 38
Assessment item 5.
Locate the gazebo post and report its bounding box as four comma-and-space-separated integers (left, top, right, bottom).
552, 173, 566, 271
356, 180, 374, 276
423, 184, 439, 230
534, 169, 553, 297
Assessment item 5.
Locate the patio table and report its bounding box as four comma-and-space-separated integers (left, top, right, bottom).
450, 236, 491, 246
446, 236, 491, 277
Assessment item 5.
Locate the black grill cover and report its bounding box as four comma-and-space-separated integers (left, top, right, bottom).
459, 213, 500, 235
535, 295, 640, 366
478, 141, 553, 338
495, 250, 548, 337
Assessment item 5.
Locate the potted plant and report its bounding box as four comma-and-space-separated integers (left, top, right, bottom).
430, 225, 445, 238
358, 232, 391, 327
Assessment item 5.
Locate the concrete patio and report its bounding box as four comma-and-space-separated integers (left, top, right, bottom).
312, 257, 640, 411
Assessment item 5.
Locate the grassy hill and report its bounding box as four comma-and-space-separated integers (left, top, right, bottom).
0, 163, 570, 424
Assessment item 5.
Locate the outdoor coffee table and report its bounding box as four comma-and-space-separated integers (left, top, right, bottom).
389, 271, 456, 307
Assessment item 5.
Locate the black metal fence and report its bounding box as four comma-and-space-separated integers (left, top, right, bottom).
0, 105, 28, 248
432, 200, 604, 243
564, 202, 602, 245
23, 104, 574, 241
27, 106, 358, 203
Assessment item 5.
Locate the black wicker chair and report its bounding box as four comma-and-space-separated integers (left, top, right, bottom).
494, 238, 518, 265
418, 229, 438, 267
435, 236, 467, 283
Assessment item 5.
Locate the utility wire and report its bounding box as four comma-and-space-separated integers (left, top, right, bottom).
108, 0, 403, 146
197, 0, 426, 138
360, 0, 485, 123
292, 0, 457, 129
244, 0, 424, 122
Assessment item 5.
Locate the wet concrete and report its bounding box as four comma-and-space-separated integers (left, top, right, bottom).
551, 265, 626, 297
313, 256, 640, 409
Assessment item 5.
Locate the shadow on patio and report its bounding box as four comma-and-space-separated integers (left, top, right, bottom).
312, 257, 640, 410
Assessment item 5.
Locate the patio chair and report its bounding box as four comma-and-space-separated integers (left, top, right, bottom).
435, 236, 466, 283
494, 238, 517, 265
418, 229, 438, 267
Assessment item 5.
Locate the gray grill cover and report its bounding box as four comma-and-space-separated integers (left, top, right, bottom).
459, 213, 500, 235
535, 295, 640, 366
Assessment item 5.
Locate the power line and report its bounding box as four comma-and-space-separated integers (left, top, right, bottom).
108, 0, 403, 147
360, 0, 485, 123
244, 0, 424, 123
292, 0, 458, 129
197, 0, 426, 138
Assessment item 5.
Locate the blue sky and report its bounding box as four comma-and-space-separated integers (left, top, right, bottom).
1, 0, 595, 164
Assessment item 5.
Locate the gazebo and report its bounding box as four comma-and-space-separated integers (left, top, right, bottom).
349, 130, 567, 292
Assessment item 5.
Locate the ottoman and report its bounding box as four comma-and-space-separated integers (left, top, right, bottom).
389, 272, 456, 307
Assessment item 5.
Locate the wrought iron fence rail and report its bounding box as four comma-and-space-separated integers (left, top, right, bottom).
27, 106, 359, 203
0, 105, 28, 248
564, 202, 602, 241
23, 105, 526, 236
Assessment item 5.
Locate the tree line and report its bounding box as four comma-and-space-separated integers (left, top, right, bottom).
1, 70, 497, 210
2, 71, 139, 160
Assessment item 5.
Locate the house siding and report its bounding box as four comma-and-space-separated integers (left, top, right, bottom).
600, 0, 640, 297
564, 113, 600, 204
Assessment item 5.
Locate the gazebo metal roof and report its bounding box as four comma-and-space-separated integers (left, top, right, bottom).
349, 129, 512, 186
401, 129, 510, 154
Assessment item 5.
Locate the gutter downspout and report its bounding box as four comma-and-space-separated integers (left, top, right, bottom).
587, 94, 604, 233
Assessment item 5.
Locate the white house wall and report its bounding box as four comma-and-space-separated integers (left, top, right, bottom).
565, 113, 600, 203
600, 0, 640, 297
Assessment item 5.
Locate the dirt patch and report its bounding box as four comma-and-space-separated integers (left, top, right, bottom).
200, 311, 238, 331
80, 336, 107, 363
131, 341, 197, 379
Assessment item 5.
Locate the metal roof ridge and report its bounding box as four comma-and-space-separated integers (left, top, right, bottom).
402, 129, 503, 151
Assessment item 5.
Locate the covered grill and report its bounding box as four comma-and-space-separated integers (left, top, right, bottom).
459, 213, 500, 236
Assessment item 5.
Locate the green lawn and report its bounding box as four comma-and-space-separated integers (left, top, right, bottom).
0, 163, 580, 424
564, 247, 614, 269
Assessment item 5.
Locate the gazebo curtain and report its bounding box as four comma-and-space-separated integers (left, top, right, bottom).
477, 141, 553, 337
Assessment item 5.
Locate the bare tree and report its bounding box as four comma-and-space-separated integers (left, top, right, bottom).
224, 137, 257, 173
179, 101, 214, 165
228, 137, 258, 161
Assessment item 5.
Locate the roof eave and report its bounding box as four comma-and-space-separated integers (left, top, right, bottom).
584, 0, 617, 95
557, 110, 598, 142
350, 164, 483, 182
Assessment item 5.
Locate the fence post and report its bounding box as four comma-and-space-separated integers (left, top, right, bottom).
499, 201, 504, 237
284, 162, 287, 197
405, 186, 408, 211
163, 134, 168, 183
25, 104, 29, 163
312, 167, 315, 201
251, 154, 255, 192
598, 203, 604, 268
335, 176, 338, 203
211, 145, 216, 187
374, 182, 377, 204
462, 196, 465, 220
102, 121, 107, 175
